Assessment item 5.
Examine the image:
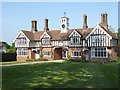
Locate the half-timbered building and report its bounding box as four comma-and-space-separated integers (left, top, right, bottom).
13, 13, 118, 61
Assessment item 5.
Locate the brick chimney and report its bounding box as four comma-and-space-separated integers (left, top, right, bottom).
83, 14, 88, 29
100, 13, 108, 30
44, 18, 49, 31
31, 20, 37, 32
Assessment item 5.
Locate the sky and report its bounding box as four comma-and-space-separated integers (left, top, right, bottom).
1, 1, 119, 45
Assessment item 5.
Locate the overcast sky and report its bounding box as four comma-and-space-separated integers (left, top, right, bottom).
1, 1, 119, 45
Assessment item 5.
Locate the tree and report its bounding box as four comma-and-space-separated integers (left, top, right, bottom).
118, 28, 120, 39
2, 42, 10, 49
109, 25, 115, 33
117, 28, 120, 58
7, 43, 16, 53
2, 42, 16, 53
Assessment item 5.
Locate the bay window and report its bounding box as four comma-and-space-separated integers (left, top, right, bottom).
91, 47, 107, 58
17, 48, 28, 56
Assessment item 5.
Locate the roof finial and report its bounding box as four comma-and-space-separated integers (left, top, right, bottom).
64, 12, 66, 17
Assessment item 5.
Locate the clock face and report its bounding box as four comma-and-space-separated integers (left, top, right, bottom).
62, 24, 65, 28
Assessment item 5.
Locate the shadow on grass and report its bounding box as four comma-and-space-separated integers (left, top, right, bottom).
2, 61, 118, 89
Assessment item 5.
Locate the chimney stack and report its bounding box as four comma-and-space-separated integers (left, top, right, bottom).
44, 18, 49, 31
83, 14, 88, 29
100, 13, 108, 30
31, 20, 37, 32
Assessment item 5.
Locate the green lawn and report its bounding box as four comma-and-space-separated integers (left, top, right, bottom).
1, 60, 40, 65
2, 61, 119, 89
1, 61, 27, 65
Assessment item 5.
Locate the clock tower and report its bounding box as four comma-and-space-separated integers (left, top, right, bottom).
61, 13, 69, 33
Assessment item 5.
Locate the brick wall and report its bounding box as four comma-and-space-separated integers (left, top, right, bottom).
91, 58, 109, 62
17, 49, 35, 61
108, 47, 117, 61
28, 49, 35, 59
17, 56, 28, 61
68, 47, 83, 60
42, 47, 52, 60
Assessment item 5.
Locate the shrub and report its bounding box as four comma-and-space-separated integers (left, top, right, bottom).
40, 54, 43, 58
36, 58, 48, 61
43, 58, 49, 61
6, 49, 16, 53
112, 56, 120, 62
71, 59, 84, 62
68, 55, 72, 61
26, 59, 34, 62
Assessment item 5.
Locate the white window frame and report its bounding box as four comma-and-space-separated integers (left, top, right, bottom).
17, 38, 27, 45
43, 51, 51, 56
91, 47, 108, 58
42, 38, 50, 45
17, 48, 28, 56
70, 37, 81, 44
71, 51, 81, 57
92, 36, 95, 42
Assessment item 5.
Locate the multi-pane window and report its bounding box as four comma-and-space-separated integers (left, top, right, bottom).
70, 31, 81, 45
43, 51, 51, 56
96, 36, 103, 42
70, 37, 81, 45
41, 33, 50, 45
17, 48, 28, 56
91, 35, 106, 46
92, 35, 105, 43
91, 47, 107, 58
17, 38, 26, 45
72, 51, 81, 57
42, 38, 50, 45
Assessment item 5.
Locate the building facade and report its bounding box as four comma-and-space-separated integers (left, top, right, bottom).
0, 42, 6, 53
13, 13, 118, 61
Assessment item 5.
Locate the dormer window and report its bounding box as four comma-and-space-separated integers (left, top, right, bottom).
42, 38, 50, 45
71, 37, 80, 44
69, 30, 82, 45
70, 32, 81, 45
40, 32, 51, 45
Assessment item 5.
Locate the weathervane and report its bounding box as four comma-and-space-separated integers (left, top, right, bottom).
64, 12, 66, 17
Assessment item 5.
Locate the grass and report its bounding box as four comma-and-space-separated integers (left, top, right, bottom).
2, 61, 119, 89
1, 58, 49, 65
1, 60, 40, 65
1, 61, 27, 65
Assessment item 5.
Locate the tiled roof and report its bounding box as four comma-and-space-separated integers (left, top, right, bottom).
21, 30, 34, 40
99, 25, 118, 39
21, 30, 44, 40
21, 26, 117, 41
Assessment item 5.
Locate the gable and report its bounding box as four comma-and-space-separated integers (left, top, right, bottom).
69, 30, 81, 38
18, 33, 26, 38
13, 31, 30, 43
40, 31, 51, 39
86, 25, 112, 40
